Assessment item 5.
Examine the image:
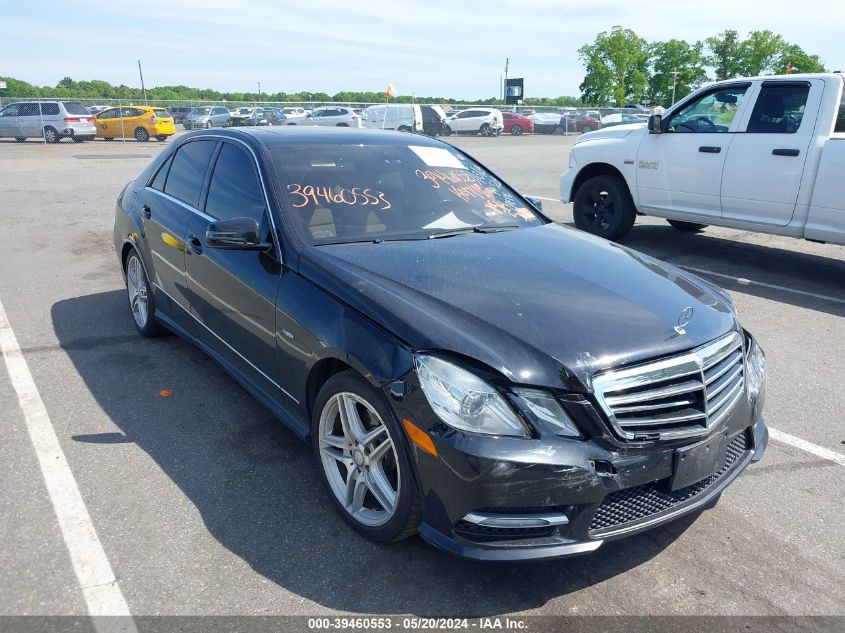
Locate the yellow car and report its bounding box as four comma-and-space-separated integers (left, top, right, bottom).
94, 105, 175, 142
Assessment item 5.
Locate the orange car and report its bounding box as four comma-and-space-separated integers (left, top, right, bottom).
94, 105, 175, 141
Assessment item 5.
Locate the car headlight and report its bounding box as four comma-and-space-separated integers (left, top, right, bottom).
415, 355, 529, 437
513, 389, 581, 438
746, 337, 766, 403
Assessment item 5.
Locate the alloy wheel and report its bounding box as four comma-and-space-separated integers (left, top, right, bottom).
126, 254, 149, 328
318, 392, 400, 527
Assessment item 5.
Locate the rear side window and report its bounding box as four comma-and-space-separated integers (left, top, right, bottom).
62, 102, 90, 115
836, 88, 845, 133
746, 83, 810, 134
153, 109, 169, 117
163, 140, 217, 207
41, 103, 60, 116
205, 143, 266, 222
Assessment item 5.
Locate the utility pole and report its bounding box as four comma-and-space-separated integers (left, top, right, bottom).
670, 70, 679, 105
137, 59, 147, 105
503, 58, 509, 106
257, 82, 261, 104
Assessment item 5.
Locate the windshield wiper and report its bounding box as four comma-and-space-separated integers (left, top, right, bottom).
428, 225, 520, 239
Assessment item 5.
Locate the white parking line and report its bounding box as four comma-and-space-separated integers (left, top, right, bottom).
0, 296, 136, 633
769, 428, 845, 467
679, 265, 845, 305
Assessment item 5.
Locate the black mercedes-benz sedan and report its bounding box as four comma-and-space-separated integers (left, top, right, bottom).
113, 127, 767, 561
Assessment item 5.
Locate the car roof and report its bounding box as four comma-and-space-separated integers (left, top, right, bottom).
180, 126, 449, 150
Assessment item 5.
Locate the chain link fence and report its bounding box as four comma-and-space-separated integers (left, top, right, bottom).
0, 94, 658, 143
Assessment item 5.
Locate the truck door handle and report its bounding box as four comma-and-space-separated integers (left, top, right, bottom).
698, 146, 721, 153
141, 205, 151, 219
188, 234, 203, 254
772, 148, 800, 157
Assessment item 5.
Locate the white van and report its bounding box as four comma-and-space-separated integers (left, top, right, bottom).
362, 104, 423, 132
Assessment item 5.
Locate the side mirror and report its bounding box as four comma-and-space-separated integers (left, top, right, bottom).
524, 196, 543, 211
648, 114, 663, 134
205, 217, 271, 251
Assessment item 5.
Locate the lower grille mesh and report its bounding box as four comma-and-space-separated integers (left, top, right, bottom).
589, 431, 751, 534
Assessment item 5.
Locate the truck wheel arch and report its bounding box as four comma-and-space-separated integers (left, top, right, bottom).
570, 163, 632, 204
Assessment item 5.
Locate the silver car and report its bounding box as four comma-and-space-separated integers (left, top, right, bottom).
285, 106, 362, 127
183, 106, 231, 130
0, 101, 96, 143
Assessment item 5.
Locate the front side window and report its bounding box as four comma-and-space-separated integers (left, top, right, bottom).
18, 103, 40, 116
1, 104, 20, 117
98, 108, 118, 119
163, 140, 217, 208
666, 85, 749, 133
205, 143, 266, 222
273, 143, 543, 245
746, 83, 810, 134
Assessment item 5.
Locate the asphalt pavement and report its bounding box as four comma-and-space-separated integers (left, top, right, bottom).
0, 130, 843, 623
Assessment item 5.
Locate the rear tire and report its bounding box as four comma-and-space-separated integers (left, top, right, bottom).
156, 135, 169, 142
511, 124, 523, 136
72, 136, 85, 143
553, 125, 564, 135
134, 127, 150, 142
667, 219, 708, 232
15, 138, 26, 143
479, 123, 491, 136
312, 371, 422, 543
572, 174, 636, 241
43, 127, 60, 143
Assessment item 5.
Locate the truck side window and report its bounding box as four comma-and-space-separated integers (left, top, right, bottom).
746, 83, 810, 134
835, 91, 845, 133
666, 86, 748, 133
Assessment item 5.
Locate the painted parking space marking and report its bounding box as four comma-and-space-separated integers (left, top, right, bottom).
0, 295, 137, 633
768, 428, 845, 467
679, 264, 845, 305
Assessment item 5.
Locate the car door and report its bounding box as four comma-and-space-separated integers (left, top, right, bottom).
140, 139, 218, 333
95, 107, 120, 137
17, 102, 41, 137
121, 107, 143, 137
452, 110, 476, 132
0, 103, 21, 138
721, 80, 821, 226
636, 83, 750, 218
183, 140, 287, 401
320, 108, 341, 126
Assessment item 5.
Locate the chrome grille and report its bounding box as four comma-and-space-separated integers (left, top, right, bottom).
593, 332, 745, 440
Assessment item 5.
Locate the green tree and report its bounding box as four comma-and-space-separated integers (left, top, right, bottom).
705, 30, 743, 80
649, 39, 708, 106
738, 30, 784, 75
775, 43, 826, 74
578, 26, 650, 106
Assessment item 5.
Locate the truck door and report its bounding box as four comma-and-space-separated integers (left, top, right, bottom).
636, 84, 750, 218
721, 80, 821, 227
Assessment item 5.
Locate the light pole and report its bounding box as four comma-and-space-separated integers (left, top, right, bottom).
503, 58, 509, 106
257, 82, 261, 105
670, 70, 679, 105
138, 59, 147, 105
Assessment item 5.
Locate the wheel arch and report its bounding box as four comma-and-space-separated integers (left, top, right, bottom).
569, 162, 633, 205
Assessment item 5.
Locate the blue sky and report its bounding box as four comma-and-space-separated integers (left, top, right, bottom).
2, 0, 840, 99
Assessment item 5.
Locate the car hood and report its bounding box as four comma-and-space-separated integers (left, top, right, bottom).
579, 124, 645, 142
299, 224, 737, 392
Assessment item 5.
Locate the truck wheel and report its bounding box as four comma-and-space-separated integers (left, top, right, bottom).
573, 175, 636, 241
667, 219, 708, 232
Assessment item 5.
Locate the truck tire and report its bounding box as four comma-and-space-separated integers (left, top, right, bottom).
667, 219, 708, 232
572, 174, 636, 241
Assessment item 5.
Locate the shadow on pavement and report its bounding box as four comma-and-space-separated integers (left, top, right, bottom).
53, 289, 699, 616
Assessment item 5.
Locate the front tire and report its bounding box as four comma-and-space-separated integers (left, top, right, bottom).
134, 127, 150, 142
124, 249, 166, 337
312, 371, 422, 543
667, 219, 708, 232
442, 125, 452, 136
553, 125, 564, 135
15, 137, 27, 142
572, 174, 636, 241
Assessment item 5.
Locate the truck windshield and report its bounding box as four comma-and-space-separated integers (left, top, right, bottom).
273, 143, 544, 245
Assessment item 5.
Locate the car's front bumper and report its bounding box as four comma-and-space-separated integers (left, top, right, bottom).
388, 378, 767, 562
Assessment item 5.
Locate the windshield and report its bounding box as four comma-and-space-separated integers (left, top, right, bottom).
238, 108, 251, 114
273, 143, 544, 245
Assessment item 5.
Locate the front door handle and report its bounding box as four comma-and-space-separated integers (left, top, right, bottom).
699, 146, 721, 153
772, 148, 800, 157
141, 205, 151, 219
188, 234, 203, 254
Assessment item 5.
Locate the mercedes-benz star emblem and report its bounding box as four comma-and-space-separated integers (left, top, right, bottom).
674, 306, 694, 336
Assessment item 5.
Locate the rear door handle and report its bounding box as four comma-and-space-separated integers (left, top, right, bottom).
772, 148, 800, 157
699, 146, 721, 153
188, 234, 203, 254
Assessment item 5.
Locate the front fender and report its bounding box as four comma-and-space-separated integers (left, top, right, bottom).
560, 134, 644, 205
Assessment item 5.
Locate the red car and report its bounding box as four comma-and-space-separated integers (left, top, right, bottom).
563, 113, 602, 133
502, 111, 534, 135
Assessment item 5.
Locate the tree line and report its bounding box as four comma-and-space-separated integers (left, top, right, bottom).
579, 27, 828, 107
0, 76, 582, 107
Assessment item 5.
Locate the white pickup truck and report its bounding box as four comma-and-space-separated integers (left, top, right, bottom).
560, 73, 845, 245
